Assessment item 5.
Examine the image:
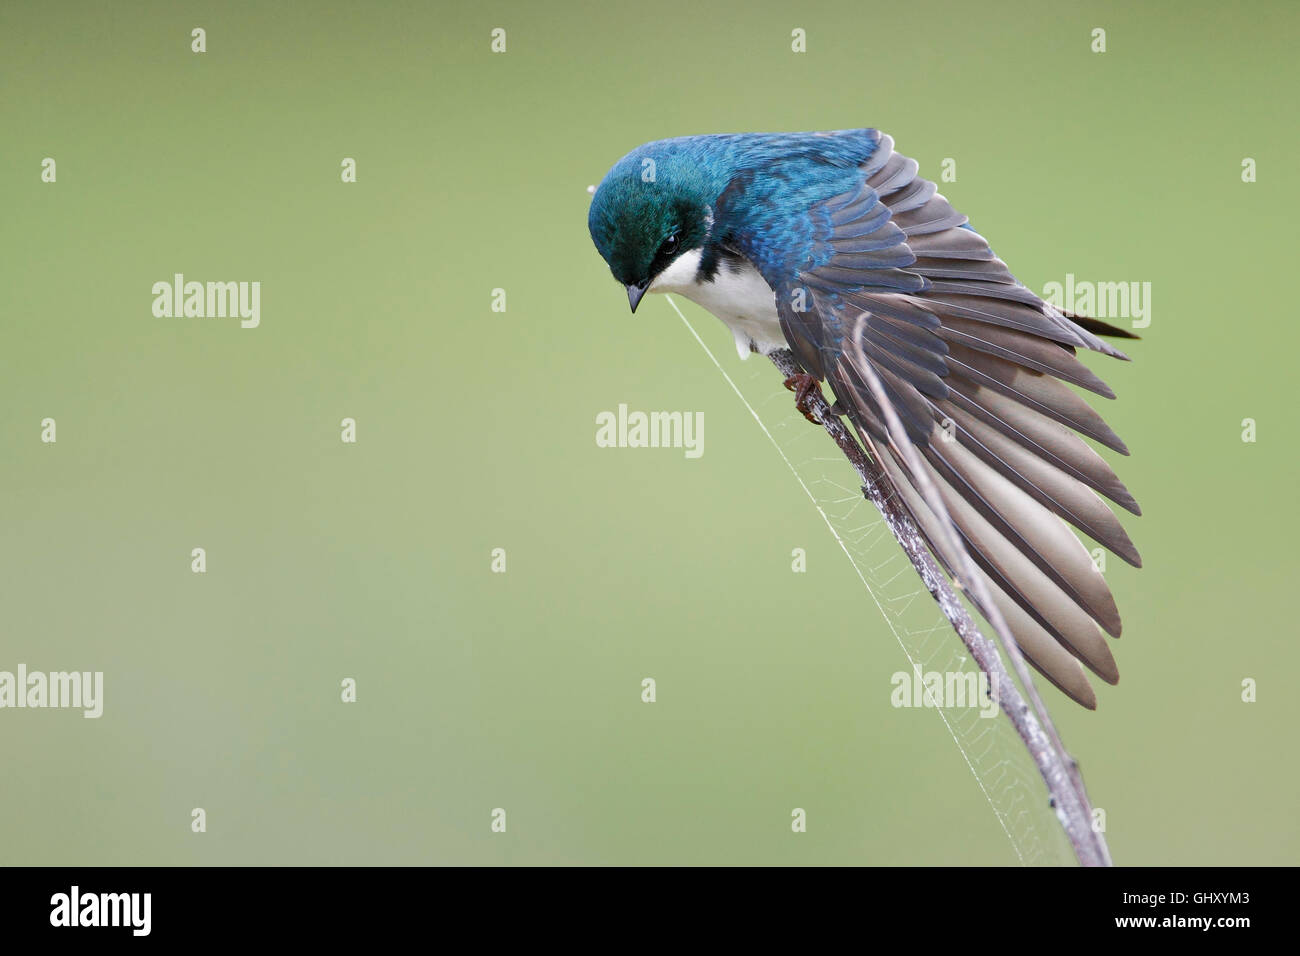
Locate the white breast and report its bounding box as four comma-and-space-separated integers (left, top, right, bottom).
649, 248, 787, 360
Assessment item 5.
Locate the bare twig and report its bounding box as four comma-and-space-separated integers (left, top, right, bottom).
766, 348, 1112, 867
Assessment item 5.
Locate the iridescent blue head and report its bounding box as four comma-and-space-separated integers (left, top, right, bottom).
587, 145, 718, 311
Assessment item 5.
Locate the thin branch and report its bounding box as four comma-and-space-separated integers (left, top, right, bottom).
766, 349, 1111, 867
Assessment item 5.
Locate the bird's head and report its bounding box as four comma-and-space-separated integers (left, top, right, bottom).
588, 147, 715, 312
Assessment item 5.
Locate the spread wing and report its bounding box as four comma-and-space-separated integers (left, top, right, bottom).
732, 132, 1141, 708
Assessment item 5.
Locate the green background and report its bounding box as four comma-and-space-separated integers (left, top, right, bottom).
2, 0, 1296, 865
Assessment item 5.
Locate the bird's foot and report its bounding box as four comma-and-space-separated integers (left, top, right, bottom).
783, 373, 823, 423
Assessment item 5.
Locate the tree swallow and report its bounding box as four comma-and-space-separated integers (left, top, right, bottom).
588, 128, 1141, 709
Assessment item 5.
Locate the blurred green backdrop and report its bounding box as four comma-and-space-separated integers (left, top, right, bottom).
2, 0, 1296, 865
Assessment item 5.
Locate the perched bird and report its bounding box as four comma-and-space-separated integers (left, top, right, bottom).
588, 128, 1141, 709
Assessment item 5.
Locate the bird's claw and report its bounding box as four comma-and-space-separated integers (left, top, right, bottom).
783, 373, 823, 423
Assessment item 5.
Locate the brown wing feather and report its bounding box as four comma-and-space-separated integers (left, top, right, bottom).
786, 134, 1142, 708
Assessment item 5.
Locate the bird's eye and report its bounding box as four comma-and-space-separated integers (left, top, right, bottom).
660, 233, 680, 257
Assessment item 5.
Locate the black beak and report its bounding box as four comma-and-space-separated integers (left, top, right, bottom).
626, 280, 648, 313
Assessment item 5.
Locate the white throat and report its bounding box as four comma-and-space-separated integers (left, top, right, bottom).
648, 248, 786, 360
